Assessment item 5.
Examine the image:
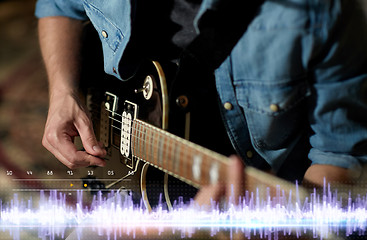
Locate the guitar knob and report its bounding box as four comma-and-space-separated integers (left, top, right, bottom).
135, 75, 154, 100
104, 102, 111, 110
176, 95, 189, 109
134, 87, 146, 93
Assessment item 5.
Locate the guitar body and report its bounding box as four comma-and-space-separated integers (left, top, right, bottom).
82, 58, 234, 210
72, 24, 317, 240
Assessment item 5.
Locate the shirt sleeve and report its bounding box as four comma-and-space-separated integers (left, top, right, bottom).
307, 2, 367, 172
35, 0, 88, 20
308, 72, 367, 171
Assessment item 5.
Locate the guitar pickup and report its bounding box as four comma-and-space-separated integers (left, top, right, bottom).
120, 101, 138, 169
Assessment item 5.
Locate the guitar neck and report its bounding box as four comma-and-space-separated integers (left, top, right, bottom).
130, 119, 309, 201
131, 119, 228, 188
95, 59, 307, 199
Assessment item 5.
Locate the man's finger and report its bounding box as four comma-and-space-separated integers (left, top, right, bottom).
74, 115, 106, 157
45, 131, 106, 168
57, 134, 106, 167
43, 138, 86, 168
194, 184, 224, 207
226, 155, 245, 205
75, 150, 106, 167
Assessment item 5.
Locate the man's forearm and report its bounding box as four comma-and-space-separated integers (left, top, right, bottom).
38, 16, 84, 97
303, 164, 359, 187
39, 16, 106, 168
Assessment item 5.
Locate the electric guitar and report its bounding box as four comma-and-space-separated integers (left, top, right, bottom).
81, 59, 307, 211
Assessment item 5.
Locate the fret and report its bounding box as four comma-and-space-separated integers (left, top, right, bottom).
148, 125, 153, 162
149, 126, 153, 163
135, 121, 140, 157
184, 146, 191, 181
161, 134, 166, 169
182, 144, 188, 180
173, 140, 180, 175
187, 145, 194, 181
188, 149, 196, 184
139, 122, 144, 157
153, 128, 159, 165
140, 123, 146, 158
142, 123, 147, 161
131, 119, 231, 187
157, 133, 164, 167
202, 154, 210, 185
136, 121, 141, 157
131, 120, 136, 157
178, 143, 184, 178
169, 138, 175, 173
143, 123, 148, 160
150, 125, 156, 164
163, 136, 169, 170
163, 134, 167, 167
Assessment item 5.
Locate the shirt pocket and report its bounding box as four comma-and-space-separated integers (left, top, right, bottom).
235, 79, 311, 150
83, 1, 124, 52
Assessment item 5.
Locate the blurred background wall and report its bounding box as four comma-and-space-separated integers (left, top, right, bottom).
0, 0, 82, 202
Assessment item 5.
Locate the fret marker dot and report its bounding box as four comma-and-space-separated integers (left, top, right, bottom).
192, 155, 202, 181
209, 162, 219, 185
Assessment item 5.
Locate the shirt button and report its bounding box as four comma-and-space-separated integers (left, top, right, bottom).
102, 30, 108, 38
224, 102, 233, 110
113, 67, 117, 74
270, 103, 279, 112
246, 150, 253, 159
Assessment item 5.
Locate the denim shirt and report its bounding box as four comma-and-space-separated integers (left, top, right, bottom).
214, 0, 367, 181
35, 0, 367, 182
36, 0, 132, 79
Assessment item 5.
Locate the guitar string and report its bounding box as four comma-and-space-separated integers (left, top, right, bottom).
102, 113, 227, 183
103, 108, 229, 161
105, 109, 227, 166
108, 116, 206, 163
110, 120, 198, 167
105, 109, 225, 158
116, 121, 213, 184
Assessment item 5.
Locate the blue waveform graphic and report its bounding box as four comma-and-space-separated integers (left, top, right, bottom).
1, 183, 367, 240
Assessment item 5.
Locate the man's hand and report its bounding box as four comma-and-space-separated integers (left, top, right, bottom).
194, 155, 245, 206
42, 91, 106, 169
38, 17, 106, 169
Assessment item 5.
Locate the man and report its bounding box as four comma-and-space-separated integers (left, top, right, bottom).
36, 0, 367, 205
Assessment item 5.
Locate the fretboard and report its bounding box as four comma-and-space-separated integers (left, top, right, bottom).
130, 119, 309, 201
131, 119, 228, 188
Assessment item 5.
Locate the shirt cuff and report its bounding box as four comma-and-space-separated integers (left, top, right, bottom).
35, 0, 88, 20
308, 148, 365, 174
